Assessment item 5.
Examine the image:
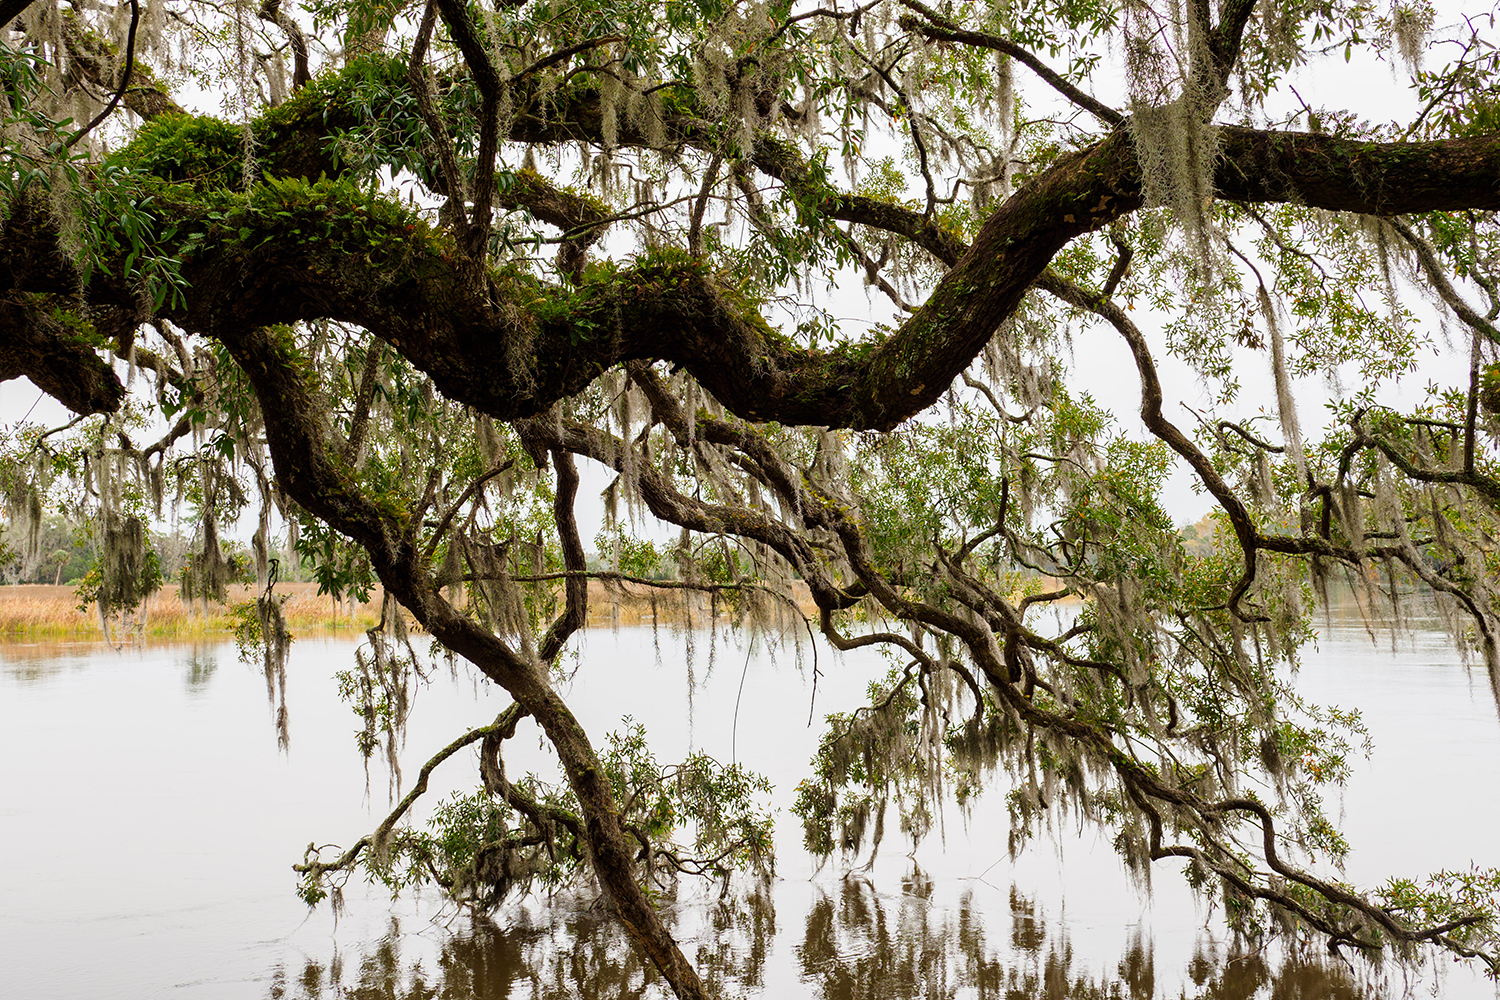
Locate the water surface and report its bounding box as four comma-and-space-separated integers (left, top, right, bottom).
2, 620, 1497, 998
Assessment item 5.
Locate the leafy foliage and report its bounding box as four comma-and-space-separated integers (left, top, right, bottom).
299, 719, 773, 913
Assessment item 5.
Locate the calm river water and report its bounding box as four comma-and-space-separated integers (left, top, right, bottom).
1, 617, 1497, 999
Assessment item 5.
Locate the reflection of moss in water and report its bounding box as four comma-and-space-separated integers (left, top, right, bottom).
268, 914, 538, 1000
795, 876, 1382, 1000
1183, 943, 1370, 1000
267, 896, 676, 999
180, 648, 217, 693
798, 877, 1011, 998
270, 878, 1387, 999
699, 883, 776, 996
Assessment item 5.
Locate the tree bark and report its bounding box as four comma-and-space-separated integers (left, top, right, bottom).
7, 54, 1500, 424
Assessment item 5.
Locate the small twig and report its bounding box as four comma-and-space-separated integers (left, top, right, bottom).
421, 460, 517, 561
67, 0, 140, 148
511, 35, 623, 85
897, 0, 1125, 127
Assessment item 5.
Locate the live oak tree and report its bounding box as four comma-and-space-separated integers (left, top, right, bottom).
4, 0, 1500, 996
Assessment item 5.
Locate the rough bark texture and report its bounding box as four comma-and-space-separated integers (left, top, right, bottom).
0, 296, 126, 415
5, 49, 1499, 427
11, 87, 1497, 430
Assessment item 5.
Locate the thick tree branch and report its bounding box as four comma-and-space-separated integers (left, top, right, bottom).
10, 59, 1500, 435
0, 294, 126, 414
495, 169, 612, 280
0, 0, 36, 28
1208, 0, 1259, 86
59, 8, 184, 121
258, 0, 312, 91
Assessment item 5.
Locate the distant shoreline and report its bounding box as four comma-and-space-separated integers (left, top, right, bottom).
0, 581, 382, 638
0, 579, 823, 638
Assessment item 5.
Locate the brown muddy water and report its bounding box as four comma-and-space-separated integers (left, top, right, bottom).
1, 619, 1497, 999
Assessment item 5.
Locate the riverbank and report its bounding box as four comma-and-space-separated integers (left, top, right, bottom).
0, 582, 381, 638
0, 579, 819, 638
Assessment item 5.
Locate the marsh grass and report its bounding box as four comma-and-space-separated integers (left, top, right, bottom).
0, 580, 819, 639
0, 583, 382, 637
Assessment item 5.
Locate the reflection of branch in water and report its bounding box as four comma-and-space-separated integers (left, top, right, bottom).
798, 876, 1011, 998
272, 885, 776, 1000
180, 647, 217, 693
797, 873, 1390, 1000
1184, 939, 1370, 1000
271, 876, 1393, 999
698, 882, 776, 995
268, 914, 538, 1000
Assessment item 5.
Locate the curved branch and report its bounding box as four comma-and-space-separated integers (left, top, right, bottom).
258, 0, 312, 91
66, 0, 140, 148
0, 294, 127, 415
14, 51, 1500, 433
294, 706, 525, 880
537, 448, 587, 661
1033, 269, 1266, 617
219, 323, 712, 1000
896, 2, 1126, 127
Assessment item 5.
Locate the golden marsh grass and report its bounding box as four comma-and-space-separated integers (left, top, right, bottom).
0, 579, 819, 640
0, 582, 381, 637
